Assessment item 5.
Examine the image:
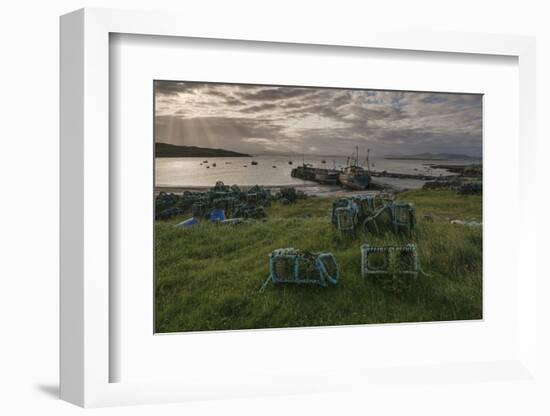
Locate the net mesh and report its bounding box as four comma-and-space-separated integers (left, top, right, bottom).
331, 195, 415, 234
269, 248, 340, 286
361, 244, 419, 293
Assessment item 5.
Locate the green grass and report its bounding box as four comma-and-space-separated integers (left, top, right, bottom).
155, 189, 482, 332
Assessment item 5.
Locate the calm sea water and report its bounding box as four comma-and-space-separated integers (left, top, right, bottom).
155, 155, 476, 190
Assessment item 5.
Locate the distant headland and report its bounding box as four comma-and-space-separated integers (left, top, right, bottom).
384, 152, 481, 161
156, 142, 251, 157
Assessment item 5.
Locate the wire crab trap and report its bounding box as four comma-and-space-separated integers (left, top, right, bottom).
331, 195, 415, 235
211, 196, 240, 217
259, 248, 340, 292
246, 185, 272, 207
331, 198, 360, 232
191, 201, 209, 218
361, 202, 416, 234
360, 244, 421, 292
353, 194, 392, 214
361, 243, 419, 278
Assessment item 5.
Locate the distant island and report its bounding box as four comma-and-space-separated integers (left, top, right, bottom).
156, 142, 251, 157
384, 152, 481, 161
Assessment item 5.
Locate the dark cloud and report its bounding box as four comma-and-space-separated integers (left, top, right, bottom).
154, 81, 245, 106
154, 81, 197, 96
224, 96, 246, 106
236, 87, 315, 101
421, 94, 449, 104
240, 103, 279, 113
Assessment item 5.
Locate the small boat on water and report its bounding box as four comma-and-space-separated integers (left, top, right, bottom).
251, 160, 258, 165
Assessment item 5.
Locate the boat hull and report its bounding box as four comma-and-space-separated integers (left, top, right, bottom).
339, 173, 370, 190
315, 172, 339, 185
292, 165, 340, 185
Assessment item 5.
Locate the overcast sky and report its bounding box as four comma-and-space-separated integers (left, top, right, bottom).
155, 81, 482, 157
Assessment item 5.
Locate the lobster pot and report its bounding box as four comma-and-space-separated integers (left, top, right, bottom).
332, 198, 359, 231
269, 248, 340, 286
360, 244, 418, 279
246, 186, 272, 207
234, 204, 266, 219
227, 197, 240, 215
352, 195, 388, 216
212, 196, 239, 216
335, 207, 357, 231
212, 181, 231, 193
331, 199, 349, 226
191, 201, 208, 218
363, 206, 393, 233
363, 202, 415, 234
390, 203, 416, 233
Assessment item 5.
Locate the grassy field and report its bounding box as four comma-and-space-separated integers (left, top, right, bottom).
155, 189, 482, 333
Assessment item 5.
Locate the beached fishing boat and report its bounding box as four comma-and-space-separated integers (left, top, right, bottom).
338, 147, 371, 190
291, 164, 316, 181
251, 160, 258, 165
291, 164, 339, 185
339, 166, 370, 189
315, 170, 339, 185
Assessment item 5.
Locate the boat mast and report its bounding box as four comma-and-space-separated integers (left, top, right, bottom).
366, 148, 371, 174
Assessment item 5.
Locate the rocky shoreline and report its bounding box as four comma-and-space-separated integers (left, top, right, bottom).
421, 164, 482, 194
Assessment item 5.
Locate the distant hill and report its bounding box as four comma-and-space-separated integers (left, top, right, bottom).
156, 142, 250, 157
384, 152, 481, 161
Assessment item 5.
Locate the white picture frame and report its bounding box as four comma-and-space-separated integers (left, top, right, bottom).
60, 8, 538, 408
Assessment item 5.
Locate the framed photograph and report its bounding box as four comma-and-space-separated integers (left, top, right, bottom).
153, 80, 484, 333
60, 8, 538, 408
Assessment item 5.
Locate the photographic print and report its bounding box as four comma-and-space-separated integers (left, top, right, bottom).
154, 81, 482, 333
